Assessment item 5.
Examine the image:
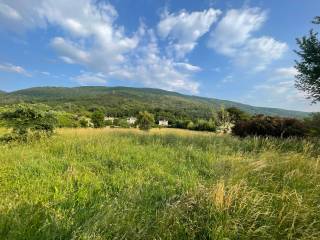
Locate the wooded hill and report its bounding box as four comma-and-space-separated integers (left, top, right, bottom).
0, 86, 310, 119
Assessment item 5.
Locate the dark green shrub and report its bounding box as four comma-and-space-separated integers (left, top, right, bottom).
304, 113, 320, 136
232, 115, 306, 138
173, 119, 216, 132
192, 119, 216, 132
173, 120, 192, 129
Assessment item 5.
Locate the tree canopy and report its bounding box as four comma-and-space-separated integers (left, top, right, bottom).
91, 110, 105, 128
295, 16, 320, 103
137, 111, 154, 131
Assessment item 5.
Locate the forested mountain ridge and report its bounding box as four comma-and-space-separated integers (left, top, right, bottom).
0, 86, 310, 118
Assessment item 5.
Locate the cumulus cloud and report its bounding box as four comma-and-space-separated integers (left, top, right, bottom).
0, 63, 31, 77
0, 0, 202, 93
0, 0, 138, 73
208, 7, 287, 71
42, 0, 139, 73
51, 37, 90, 64
158, 8, 221, 58
98, 29, 200, 93
235, 37, 288, 71
208, 8, 266, 55
131, 41, 200, 92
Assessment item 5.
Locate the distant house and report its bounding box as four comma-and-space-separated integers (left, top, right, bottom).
158, 120, 169, 127
104, 116, 115, 123
127, 117, 137, 125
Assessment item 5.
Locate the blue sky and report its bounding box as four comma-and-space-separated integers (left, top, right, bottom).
0, 0, 319, 112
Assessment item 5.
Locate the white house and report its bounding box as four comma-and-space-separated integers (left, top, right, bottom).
127, 117, 137, 125
159, 120, 169, 127
104, 116, 115, 123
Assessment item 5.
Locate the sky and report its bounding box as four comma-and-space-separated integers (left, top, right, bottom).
0, 0, 319, 112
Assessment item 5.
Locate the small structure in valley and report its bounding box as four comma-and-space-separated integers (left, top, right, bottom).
104, 116, 115, 123
158, 120, 169, 127
127, 117, 137, 125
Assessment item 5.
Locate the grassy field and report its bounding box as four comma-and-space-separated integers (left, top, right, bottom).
0, 128, 320, 239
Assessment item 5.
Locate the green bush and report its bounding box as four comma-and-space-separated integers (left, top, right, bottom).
173, 120, 192, 129
172, 119, 216, 132
118, 119, 130, 128
0, 104, 57, 142
56, 112, 80, 128
105, 120, 113, 126
232, 115, 307, 138
304, 113, 320, 136
191, 119, 216, 132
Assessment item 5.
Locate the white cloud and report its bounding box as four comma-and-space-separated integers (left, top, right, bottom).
208, 7, 266, 55
0, 0, 46, 31
0, 63, 31, 77
0, 3, 22, 21
0, 0, 203, 93
173, 62, 202, 72
254, 80, 294, 95
158, 8, 221, 58
102, 30, 200, 93
273, 67, 298, 79
51, 37, 90, 64
208, 7, 287, 71
40, 71, 50, 76
235, 37, 288, 71
73, 72, 107, 85
247, 68, 320, 112
42, 1, 139, 72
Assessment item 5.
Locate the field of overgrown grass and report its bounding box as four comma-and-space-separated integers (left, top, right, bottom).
0, 128, 319, 239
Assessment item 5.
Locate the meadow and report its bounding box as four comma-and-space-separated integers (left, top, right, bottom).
0, 128, 320, 239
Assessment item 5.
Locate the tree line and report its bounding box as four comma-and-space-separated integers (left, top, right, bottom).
1, 104, 319, 143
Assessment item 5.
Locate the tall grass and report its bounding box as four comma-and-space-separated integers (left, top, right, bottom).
0, 128, 319, 239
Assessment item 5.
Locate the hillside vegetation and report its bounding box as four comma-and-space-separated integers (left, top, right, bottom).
0, 86, 309, 118
0, 128, 319, 239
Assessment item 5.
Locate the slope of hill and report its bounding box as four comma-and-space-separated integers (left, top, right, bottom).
0, 86, 310, 118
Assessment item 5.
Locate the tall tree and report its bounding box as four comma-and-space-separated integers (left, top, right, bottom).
137, 111, 154, 131
295, 16, 320, 103
226, 107, 251, 123
91, 110, 105, 128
